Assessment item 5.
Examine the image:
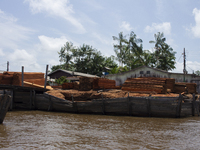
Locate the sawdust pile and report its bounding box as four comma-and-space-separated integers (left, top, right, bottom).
46, 89, 179, 101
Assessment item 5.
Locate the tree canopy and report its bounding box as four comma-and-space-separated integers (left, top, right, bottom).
52, 43, 117, 76
112, 31, 176, 71
52, 31, 176, 76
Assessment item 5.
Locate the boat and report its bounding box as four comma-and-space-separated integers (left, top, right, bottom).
0, 94, 11, 123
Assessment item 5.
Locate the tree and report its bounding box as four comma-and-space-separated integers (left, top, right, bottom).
73, 44, 118, 76
149, 32, 176, 71
113, 32, 127, 66
195, 70, 200, 76
58, 41, 75, 70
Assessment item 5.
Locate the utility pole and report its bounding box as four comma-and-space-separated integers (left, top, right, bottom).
7, 61, 9, 71
183, 48, 186, 82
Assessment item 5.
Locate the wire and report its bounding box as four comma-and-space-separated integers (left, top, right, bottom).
177, 53, 183, 62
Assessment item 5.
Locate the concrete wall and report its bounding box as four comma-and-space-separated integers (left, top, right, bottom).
105, 66, 196, 86
105, 67, 170, 86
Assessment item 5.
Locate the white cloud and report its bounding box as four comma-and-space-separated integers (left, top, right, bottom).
171, 61, 200, 74
144, 22, 171, 35
191, 8, 200, 38
0, 9, 33, 49
7, 49, 41, 72
9, 49, 35, 62
120, 21, 132, 32
0, 48, 5, 56
24, 0, 86, 33
92, 33, 111, 45
38, 35, 68, 51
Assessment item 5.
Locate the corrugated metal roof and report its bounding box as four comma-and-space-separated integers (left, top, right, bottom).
48, 69, 99, 78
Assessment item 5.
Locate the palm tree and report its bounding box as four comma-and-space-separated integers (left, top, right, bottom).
149, 32, 176, 71
58, 41, 75, 70
113, 32, 127, 67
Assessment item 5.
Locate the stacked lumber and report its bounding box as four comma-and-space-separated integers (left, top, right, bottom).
0, 74, 13, 85
174, 82, 197, 94
93, 78, 116, 89
165, 78, 175, 92
73, 81, 80, 90
0, 72, 46, 88
62, 83, 74, 89
24, 81, 53, 90
121, 77, 175, 94
3, 72, 44, 79
79, 77, 95, 91
186, 83, 197, 93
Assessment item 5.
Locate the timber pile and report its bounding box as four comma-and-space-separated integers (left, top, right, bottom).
79, 77, 95, 91
62, 83, 74, 89
0, 71, 47, 89
93, 78, 116, 89
0, 74, 13, 85
73, 81, 80, 90
174, 83, 197, 94
46, 89, 179, 101
121, 77, 175, 94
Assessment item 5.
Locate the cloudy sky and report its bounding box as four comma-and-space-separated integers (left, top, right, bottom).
0, 0, 200, 73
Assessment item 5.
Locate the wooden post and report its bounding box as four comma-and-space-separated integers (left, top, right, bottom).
7, 61, 9, 71
101, 94, 105, 115
21, 66, 24, 86
192, 93, 196, 116
72, 94, 74, 103
147, 96, 151, 117
10, 89, 13, 110
33, 90, 36, 110
48, 95, 52, 111
176, 94, 182, 117
127, 92, 131, 116
30, 90, 32, 110
44, 65, 49, 90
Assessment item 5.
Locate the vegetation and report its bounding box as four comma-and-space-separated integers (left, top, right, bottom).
55, 76, 69, 85
112, 31, 176, 71
52, 42, 117, 76
51, 31, 176, 75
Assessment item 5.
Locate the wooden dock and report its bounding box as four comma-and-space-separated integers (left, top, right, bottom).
1, 84, 199, 118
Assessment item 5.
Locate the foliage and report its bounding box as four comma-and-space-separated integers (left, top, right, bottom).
113, 31, 150, 70
112, 31, 176, 72
55, 76, 69, 85
195, 70, 200, 76
109, 66, 129, 74
52, 43, 118, 76
58, 42, 75, 70
149, 32, 176, 71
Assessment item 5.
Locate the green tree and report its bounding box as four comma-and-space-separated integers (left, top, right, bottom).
55, 76, 69, 85
112, 32, 127, 66
72, 44, 118, 76
195, 70, 200, 76
58, 41, 75, 70
149, 32, 176, 71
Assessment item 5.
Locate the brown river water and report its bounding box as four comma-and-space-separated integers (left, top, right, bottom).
0, 111, 200, 150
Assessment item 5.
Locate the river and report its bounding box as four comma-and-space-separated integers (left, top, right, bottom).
0, 111, 200, 149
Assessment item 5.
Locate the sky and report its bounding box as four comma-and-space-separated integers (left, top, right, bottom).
0, 0, 200, 74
